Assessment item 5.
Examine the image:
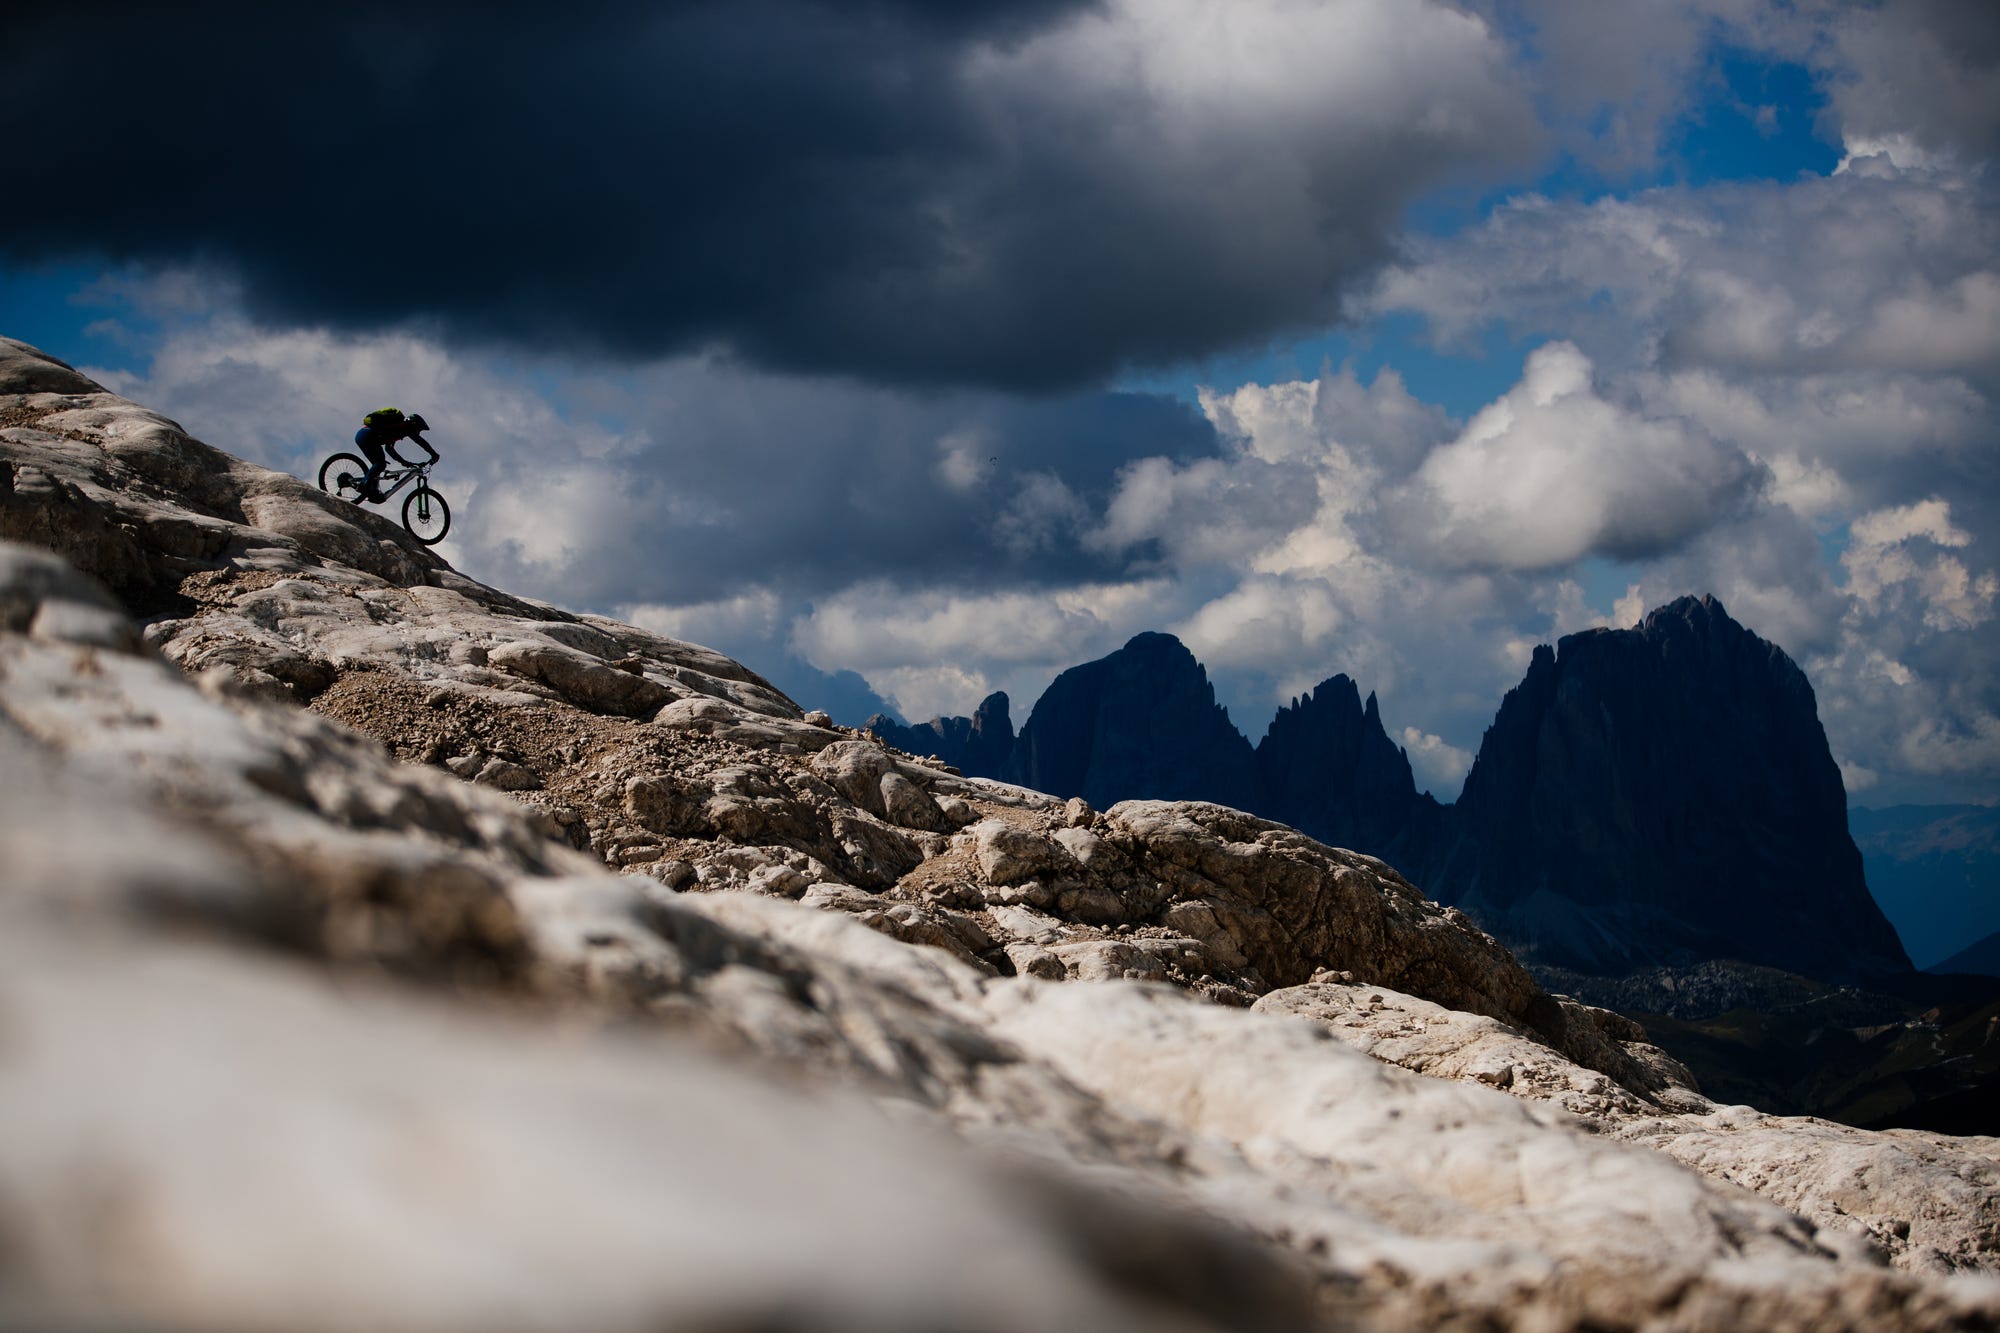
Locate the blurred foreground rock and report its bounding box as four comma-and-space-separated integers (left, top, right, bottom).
4, 333, 1999, 1330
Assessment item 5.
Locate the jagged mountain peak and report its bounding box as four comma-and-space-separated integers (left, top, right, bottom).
1003, 627, 1258, 811
1440, 594, 1908, 981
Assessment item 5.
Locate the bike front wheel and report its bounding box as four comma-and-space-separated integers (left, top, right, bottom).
402, 485, 451, 545
317, 452, 370, 505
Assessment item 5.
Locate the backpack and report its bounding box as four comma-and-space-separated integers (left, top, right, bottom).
363, 407, 406, 433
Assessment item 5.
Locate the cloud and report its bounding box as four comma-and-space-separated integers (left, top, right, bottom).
34, 0, 1999, 808
1843, 498, 1999, 632
1479, 0, 2000, 173
934, 432, 992, 494
1370, 160, 2000, 382
624, 588, 785, 647
788, 578, 1180, 720
995, 473, 1090, 557
1815, 0, 2000, 164
1481, 0, 1750, 172
0, 0, 1534, 389
86, 288, 1215, 612
1171, 577, 1344, 671
83, 231, 2000, 806
1390, 342, 1764, 571
1401, 725, 1473, 794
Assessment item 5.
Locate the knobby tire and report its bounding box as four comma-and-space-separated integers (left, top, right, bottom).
317, 452, 369, 505
402, 485, 451, 546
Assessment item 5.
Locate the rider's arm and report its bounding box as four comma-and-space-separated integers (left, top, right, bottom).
386, 432, 438, 466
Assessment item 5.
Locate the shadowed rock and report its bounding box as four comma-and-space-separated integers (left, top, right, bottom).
1427, 597, 1911, 981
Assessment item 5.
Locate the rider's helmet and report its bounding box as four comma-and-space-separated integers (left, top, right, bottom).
407, 413, 430, 433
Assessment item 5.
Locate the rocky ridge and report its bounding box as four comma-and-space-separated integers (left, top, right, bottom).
4, 333, 1999, 1330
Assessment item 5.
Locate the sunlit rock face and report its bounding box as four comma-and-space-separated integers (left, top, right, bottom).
1430, 596, 1912, 982
3, 332, 1997, 1332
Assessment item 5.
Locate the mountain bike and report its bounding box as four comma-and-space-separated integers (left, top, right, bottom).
317, 452, 452, 546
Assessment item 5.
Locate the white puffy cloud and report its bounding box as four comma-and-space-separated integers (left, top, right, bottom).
1392, 342, 1763, 571
1370, 162, 2000, 381
995, 473, 1091, 557
1850, 271, 2000, 374
1542, 578, 1645, 637
1477, 0, 1757, 171
934, 432, 991, 494
1812, 0, 2000, 164
1843, 499, 1999, 632
1088, 453, 1314, 569
1171, 577, 1344, 671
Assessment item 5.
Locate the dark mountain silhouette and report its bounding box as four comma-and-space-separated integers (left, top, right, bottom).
866, 692, 1016, 775
1001, 632, 1261, 814
1253, 675, 1446, 868
1428, 597, 1910, 982
869, 598, 1915, 987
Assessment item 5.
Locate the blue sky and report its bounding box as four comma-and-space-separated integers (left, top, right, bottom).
4, 1, 1997, 808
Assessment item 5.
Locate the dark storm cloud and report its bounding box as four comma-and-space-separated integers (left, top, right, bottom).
471, 369, 1224, 610
1, 0, 1533, 389
1823, 0, 2000, 160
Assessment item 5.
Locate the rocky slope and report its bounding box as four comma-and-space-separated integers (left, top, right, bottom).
1544, 961, 2000, 1135
5, 333, 2000, 1330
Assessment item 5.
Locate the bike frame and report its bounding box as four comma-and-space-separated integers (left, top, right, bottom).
371, 458, 434, 502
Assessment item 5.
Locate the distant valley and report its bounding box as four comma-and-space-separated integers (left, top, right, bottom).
1850, 804, 2000, 972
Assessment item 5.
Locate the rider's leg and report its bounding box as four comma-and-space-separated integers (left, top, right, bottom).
354, 429, 388, 501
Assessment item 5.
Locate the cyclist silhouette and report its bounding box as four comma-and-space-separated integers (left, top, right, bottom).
354, 407, 437, 502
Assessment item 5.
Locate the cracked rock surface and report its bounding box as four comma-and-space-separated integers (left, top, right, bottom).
4, 333, 1999, 1330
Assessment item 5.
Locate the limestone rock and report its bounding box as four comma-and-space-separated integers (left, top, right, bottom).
487, 637, 678, 717
971, 818, 1072, 885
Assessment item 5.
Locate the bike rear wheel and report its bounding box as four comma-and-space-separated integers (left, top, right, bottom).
317, 452, 370, 504
402, 485, 451, 545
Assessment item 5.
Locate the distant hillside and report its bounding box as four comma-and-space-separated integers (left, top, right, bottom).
1934, 929, 2000, 978
1851, 804, 2000, 969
